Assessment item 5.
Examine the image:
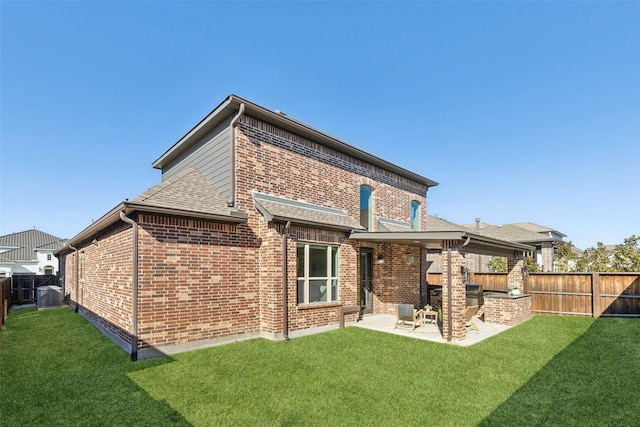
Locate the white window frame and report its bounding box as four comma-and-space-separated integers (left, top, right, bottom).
297, 243, 339, 304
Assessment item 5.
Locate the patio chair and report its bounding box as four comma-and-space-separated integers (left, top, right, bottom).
465, 305, 480, 332
394, 304, 423, 331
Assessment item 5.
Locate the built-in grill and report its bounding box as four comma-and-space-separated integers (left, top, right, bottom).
466, 284, 481, 306
429, 284, 482, 309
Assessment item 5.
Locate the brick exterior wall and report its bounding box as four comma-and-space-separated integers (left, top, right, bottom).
62, 112, 432, 356
62, 222, 135, 348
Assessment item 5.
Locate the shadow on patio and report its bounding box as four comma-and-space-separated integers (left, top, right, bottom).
351, 313, 512, 346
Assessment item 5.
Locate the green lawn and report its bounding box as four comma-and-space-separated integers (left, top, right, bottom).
1, 307, 639, 426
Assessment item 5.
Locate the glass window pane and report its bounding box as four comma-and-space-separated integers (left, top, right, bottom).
296, 245, 305, 277
297, 279, 305, 304
309, 245, 328, 277
331, 246, 339, 276
360, 186, 372, 230
330, 279, 338, 301
411, 200, 420, 230
309, 280, 328, 303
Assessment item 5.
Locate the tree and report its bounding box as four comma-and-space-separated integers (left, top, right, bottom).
575, 235, 640, 272
488, 256, 537, 273
575, 242, 614, 272
488, 257, 506, 272
554, 241, 576, 272
524, 256, 538, 273
611, 235, 640, 272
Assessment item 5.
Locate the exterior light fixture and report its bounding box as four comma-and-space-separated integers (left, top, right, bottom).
405, 253, 414, 265
461, 266, 471, 283
377, 254, 384, 265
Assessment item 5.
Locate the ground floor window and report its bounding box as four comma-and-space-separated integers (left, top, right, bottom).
296, 243, 339, 304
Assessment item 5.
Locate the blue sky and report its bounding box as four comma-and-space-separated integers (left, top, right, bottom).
1, 1, 638, 250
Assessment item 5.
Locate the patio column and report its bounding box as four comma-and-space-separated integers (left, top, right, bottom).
441, 241, 466, 341
507, 257, 524, 293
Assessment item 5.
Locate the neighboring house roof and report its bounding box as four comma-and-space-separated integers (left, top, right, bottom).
152, 94, 438, 189
378, 218, 412, 232
462, 222, 556, 244
510, 222, 567, 238
0, 229, 66, 263
426, 215, 466, 233
253, 191, 363, 232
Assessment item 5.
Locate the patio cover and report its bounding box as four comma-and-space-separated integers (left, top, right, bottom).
349, 230, 535, 258
350, 229, 535, 342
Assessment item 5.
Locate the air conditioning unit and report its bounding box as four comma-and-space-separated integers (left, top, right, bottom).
37, 285, 63, 308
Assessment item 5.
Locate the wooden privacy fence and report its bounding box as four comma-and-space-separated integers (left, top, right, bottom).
426, 272, 640, 317
1, 278, 10, 331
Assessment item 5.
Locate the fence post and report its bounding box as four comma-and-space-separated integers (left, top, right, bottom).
592, 272, 600, 317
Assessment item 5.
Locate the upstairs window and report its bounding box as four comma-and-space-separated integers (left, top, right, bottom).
411, 200, 420, 231
360, 185, 373, 231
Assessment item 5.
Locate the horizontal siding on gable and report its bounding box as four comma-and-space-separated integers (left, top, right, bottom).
163, 116, 233, 201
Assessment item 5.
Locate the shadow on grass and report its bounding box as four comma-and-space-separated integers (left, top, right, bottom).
479, 317, 640, 426
0, 306, 190, 426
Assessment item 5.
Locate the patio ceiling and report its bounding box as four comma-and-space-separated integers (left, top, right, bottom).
349, 230, 535, 258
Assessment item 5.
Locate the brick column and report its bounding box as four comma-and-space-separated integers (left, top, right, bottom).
441, 242, 466, 341
507, 257, 524, 294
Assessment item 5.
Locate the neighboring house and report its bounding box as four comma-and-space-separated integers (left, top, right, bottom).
425, 216, 568, 272
57, 95, 532, 359
463, 220, 566, 272
0, 229, 66, 277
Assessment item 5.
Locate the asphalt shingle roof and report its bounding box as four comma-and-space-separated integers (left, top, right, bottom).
378, 218, 413, 232
0, 229, 66, 262
426, 215, 466, 232
131, 168, 237, 217
462, 222, 556, 243
253, 192, 363, 231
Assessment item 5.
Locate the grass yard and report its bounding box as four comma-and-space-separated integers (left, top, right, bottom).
1, 307, 639, 426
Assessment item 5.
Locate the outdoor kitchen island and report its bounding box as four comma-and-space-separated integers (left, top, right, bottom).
483, 292, 532, 326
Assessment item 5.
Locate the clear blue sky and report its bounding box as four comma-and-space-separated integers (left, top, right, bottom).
1, 1, 638, 250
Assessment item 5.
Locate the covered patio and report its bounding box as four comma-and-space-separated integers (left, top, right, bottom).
350, 230, 534, 342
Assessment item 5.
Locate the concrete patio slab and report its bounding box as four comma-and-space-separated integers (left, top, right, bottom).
350, 313, 512, 346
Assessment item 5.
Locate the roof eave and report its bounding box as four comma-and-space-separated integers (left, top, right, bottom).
56, 201, 248, 255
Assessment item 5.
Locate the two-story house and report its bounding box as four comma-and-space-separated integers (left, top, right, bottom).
57, 95, 532, 360
0, 229, 65, 277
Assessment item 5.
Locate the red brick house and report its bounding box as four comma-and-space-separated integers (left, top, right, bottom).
57, 95, 532, 359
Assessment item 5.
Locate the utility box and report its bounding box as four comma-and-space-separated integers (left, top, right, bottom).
37, 285, 63, 308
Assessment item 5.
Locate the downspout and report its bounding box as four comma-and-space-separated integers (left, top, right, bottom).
228, 102, 245, 208
282, 221, 291, 340
446, 237, 471, 342
119, 211, 139, 361
69, 244, 79, 313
